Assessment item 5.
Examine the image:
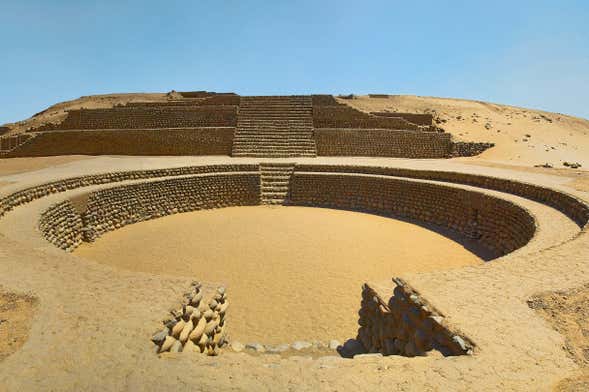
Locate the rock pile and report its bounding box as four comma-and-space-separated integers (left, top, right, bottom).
152, 282, 229, 356
357, 279, 475, 357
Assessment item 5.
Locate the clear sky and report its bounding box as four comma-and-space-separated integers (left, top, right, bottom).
1, 0, 588, 124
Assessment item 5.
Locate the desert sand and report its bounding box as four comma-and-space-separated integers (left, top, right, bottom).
75, 206, 482, 344
343, 95, 589, 168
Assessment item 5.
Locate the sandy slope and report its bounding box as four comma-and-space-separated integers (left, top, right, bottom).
343, 95, 589, 168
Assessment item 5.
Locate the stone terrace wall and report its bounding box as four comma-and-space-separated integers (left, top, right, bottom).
294, 165, 589, 229
358, 279, 474, 357
38, 200, 83, 252
0, 164, 257, 219
0, 126, 9, 136
7, 128, 234, 157
370, 112, 433, 127
313, 106, 418, 130
289, 173, 536, 256
451, 142, 495, 157
314, 129, 452, 158
312, 94, 418, 130
31, 106, 237, 131
82, 173, 260, 242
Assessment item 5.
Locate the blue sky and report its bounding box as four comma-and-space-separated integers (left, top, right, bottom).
1, 0, 588, 123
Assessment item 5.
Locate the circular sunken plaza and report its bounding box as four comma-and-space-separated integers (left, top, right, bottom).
0, 93, 588, 391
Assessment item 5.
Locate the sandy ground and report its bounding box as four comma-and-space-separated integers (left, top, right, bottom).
75, 206, 482, 344
529, 284, 589, 391
343, 95, 589, 168
0, 155, 93, 176
0, 290, 36, 362
0, 156, 586, 390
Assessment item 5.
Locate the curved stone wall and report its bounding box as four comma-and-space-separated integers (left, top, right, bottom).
0, 164, 257, 219
38, 200, 83, 252
289, 173, 536, 256
295, 165, 589, 229
82, 173, 260, 242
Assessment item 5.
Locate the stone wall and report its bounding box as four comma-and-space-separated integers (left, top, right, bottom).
451, 142, 495, 157
82, 173, 260, 242
6, 128, 234, 157
0, 126, 9, 136
313, 106, 418, 130
289, 173, 536, 256
370, 112, 433, 126
314, 129, 452, 158
294, 165, 589, 229
38, 200, 83, 252
357, 279, 474, 357
0, 164, 257, 219
31, 106, 237, 131
312, 94, 418, 130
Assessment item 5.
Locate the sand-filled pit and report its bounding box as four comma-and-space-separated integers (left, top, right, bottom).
75, 206, 483, 344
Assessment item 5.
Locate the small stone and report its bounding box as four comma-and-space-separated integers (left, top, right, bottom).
216, 286, 226, 295
245, 342, 265, 353
291, 341, 312, 351
353, 353, 383, 359
170, 340, 183, 353
231, 341, 245, 352
328, 340, 340, 350
452, 335, 468, 351
266, 344, 290, 353
151, 328, 169, 346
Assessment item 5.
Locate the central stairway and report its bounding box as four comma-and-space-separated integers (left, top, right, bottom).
232, 96, 317, 158
259, 163, 296, 205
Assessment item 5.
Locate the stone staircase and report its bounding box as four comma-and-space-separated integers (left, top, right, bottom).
232, 96, 317, 158
0, 133, 37, 157
259, 163, 296, 205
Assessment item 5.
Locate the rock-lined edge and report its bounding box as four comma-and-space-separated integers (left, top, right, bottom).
356, 278, 475, 357
151, 282, 228, 356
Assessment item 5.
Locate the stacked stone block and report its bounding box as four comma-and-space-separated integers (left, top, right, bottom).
38, 201, 83, 252
312, 95, 418, 130
357, 279, 474, 357
82, 173, 260, 242
294, 165, 589, 228
451, 142, 495, 157
314, 129, 452, 158
152, 282, 229, 356
31, 106, 237, 131
7, 128, 234, 157
0, 164, 257, 219
0, 134, 36, 157
370, 112, 434, 127
289, 172, 536, 256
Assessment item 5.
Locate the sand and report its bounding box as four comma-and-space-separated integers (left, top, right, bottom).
342, 95, 589, 168
529, 284, 589, 391
0, 290, 36, 362
75, 206, 483, 344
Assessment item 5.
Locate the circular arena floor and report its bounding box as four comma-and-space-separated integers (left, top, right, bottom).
75, 205, 482, 343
